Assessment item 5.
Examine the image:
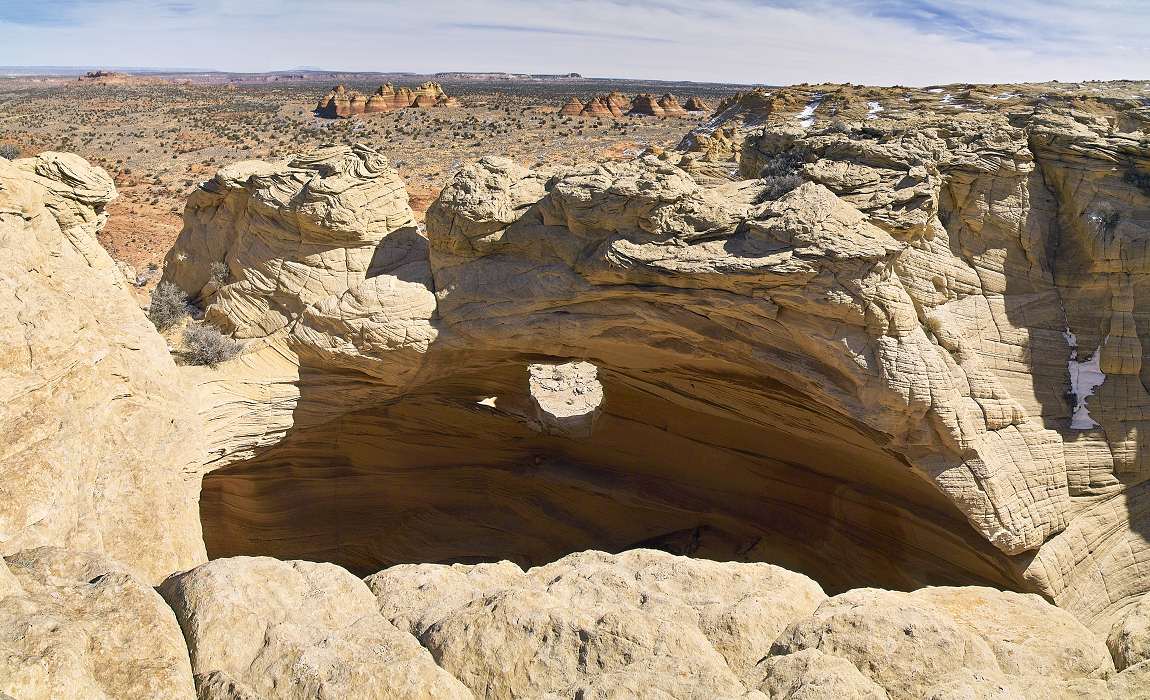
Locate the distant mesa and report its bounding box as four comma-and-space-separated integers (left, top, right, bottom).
316, 81, 456, 118
77, 70, 163, 86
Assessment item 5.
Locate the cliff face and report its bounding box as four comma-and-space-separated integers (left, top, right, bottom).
0, 153, 206, 582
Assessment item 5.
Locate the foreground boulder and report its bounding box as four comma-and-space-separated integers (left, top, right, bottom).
159, 557, 470, 699
771, 586, 1113, 698
1111, 597, 1150, 670
368, 549, 824, 697
0, 548, 195, 699
363, 548, 1126, 698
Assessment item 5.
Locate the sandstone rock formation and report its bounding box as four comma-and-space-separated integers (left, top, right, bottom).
317, 82, 456, 117
6, 81, 1150, 698
366, 548, 825, 697
0, 152, 206, 582
77, 70, 164, 86
629, 93, 666, 116
1111, 597, 1150, 670
684, 96, 710, 112
413, 80, 446, 101
527, 361, 603, 437
559, 96, 584, 116
772, 586, 1113, 697
165, 86, 1150, 646
580, 95, 624, 118
658, 93, 689, 116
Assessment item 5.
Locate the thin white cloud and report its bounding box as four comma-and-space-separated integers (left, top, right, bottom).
0, 0, 1147, 84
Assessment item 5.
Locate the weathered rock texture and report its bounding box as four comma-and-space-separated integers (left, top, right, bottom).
359, 548, 1124, 699
0, 152, 206, 582
0, 548, 196, 699
159, 556, 469, 699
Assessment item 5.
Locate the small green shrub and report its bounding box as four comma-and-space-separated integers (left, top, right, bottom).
148, 281, 190, 330
182, 324, 241, 367
0, 144, 20, 160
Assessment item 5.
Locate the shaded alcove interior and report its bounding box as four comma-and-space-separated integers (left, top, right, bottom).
199, 362, 1029, 595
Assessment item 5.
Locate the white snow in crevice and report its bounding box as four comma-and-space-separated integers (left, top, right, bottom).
941, 93, 956, 104
477, 396, 498, 408
798, 95, 823, 128
866, 101, 883, 119
927, 88, 945, 94
1064, 329, 1107, 430
991, 92, 1020, 100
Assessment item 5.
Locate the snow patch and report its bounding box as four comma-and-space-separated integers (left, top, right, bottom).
1064, 329, 1107, 430
798, 94, 823, 129
477, 396, 498, 408
866, 101, 884, 119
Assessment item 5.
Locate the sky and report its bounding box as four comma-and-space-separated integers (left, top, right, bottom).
0, 0, 1148, 85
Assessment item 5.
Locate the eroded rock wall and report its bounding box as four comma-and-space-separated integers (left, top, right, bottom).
162, 89, 1150, 636
0, 153, 207, 581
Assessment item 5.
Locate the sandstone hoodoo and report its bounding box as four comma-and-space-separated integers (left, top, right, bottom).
559, 95, 585, 116
657, 93, 688, 116
629, 92, 666, 116
6, 79, 1150, 698
412, 80, 446, 101
606, 89, 629, 112
579, 94, 616, 118
317, 82, 457, 117
684, 96, 710, 112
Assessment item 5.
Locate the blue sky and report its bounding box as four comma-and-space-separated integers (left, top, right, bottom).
0, 0, 1147, 84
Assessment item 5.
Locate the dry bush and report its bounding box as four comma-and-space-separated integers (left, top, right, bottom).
148, 281, 190, 330
758, 150, 806, 201
182, 324, 241, 366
